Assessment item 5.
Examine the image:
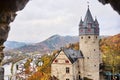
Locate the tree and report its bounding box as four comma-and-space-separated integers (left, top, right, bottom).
100, 34, 120, 79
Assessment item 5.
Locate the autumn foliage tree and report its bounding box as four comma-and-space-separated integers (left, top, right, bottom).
27, 55, 52, 80
24, 58, 32, 74
100, 34, 120, 73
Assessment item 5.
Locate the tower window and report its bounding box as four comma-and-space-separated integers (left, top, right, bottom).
66, 67, 70, 73
66, 79, 69, 80
94, 49, 96, 51
96, 36, 97, 39
81, 36, 83, 39
79, 75, 81, 80
88, 36, 90, 39
87, 57, 89, 59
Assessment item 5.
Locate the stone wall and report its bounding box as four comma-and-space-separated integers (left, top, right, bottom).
79, 35, 100, 80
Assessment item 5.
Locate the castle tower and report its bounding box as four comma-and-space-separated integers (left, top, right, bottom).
79, 7, 100, 80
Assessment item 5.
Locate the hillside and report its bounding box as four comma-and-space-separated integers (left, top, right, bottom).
100, 33, 120, 72
4, 34, 110, 55
4, 41, 27, 50
5, 35, 79, 54
100, 33, 120, 53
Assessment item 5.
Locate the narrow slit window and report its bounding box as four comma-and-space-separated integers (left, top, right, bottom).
88, 36, 90, 39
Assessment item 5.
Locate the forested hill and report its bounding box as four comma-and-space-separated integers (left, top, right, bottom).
100, 33, 120, 53
100, 33, 120, 72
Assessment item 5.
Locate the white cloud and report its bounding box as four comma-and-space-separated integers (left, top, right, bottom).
8, 0, 120, 42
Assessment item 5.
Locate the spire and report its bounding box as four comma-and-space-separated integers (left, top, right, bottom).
83, 7, 94, 25
79, 17, 83, 26
94, 17, 99, 25
79, 5, 99, 36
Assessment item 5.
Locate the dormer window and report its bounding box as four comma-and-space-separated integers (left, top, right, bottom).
54, 59, 58, 63
88, 23, 92, 28
65, 60, 69, 63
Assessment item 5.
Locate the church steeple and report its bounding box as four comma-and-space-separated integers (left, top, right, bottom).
79, 7, 99, 36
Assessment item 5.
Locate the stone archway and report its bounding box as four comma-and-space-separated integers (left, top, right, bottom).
0, 0, 119, 80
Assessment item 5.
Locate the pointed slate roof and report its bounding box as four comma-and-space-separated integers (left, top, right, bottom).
94, 18, 99, 25
79, 18, 83, 26
83, 7, 94, 25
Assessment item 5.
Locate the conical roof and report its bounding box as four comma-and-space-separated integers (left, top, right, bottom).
79, 18, 83, 26
79, 7, 99, 36
83, 8, 94, 25
94, 18, 99, 25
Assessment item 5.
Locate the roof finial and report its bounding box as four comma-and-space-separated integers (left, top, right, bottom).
95, 16, 97, 20
95, 16, 97, 18
87, 1, 89, 8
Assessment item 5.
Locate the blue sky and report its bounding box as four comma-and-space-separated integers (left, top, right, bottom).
8, 0, 120, 43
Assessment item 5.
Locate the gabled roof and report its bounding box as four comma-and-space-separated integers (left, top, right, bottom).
51, 48, 83, 64
63, 48, 83, 63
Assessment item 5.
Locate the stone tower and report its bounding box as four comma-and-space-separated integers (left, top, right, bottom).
79, 7, 100, 80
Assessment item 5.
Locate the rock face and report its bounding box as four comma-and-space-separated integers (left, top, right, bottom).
98, 0, 120, 14
0, 0, 29, 63
0, 0, 29, 79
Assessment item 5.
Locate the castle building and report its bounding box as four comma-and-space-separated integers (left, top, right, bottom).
51, 7, 100, 80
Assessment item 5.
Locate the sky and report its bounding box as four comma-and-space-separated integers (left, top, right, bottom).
7, 0, 120, 43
